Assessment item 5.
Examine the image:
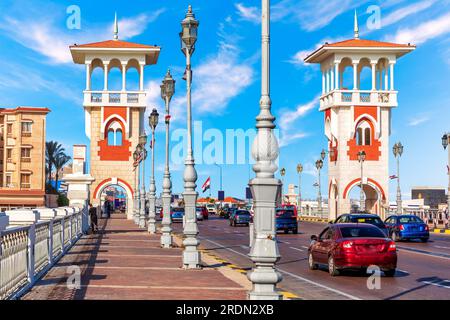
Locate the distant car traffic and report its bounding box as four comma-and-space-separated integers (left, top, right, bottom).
230, 209, 252, 227
206, 203, 217, 215
384, 215, 429, 242
308, 223, 397, 277
275, 208, 298, 234
220, 207, 235, 219
332, 213, 388, 236
195, 206, 208, 221
171, 207, 185, 223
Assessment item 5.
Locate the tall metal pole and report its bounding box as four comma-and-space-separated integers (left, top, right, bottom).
133, 159, 138, 224
139, 143, 146, 228
182, 6, 200, 269
360, 158, 365, 212
448, 144, 450, 217
148, 128, 157, 233
247, 0, 282, 300
161, 93, 173, 248
396, 154, 402, 215
136, 154, 141, 225
298, 172, 302, 215
318, 167, 322, 213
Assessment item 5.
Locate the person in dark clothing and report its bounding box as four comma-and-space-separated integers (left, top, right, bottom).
88, 203, 98, 233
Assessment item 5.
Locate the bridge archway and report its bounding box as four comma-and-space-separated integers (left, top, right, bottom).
93, 178, 134, 217
343, 178, 385, 215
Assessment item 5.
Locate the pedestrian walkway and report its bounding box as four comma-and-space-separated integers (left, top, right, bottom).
22, 215, 247, 300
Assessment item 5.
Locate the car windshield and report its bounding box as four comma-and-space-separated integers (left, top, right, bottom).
173, 208, 184, 213
340, 226, 385, 238
398, 216, 423, 224
236, 210, 250, 216
350, 216, 384, 227
196, 207, 203, 212
276, 210, 295, 218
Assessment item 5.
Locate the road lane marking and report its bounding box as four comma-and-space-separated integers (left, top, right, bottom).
421, 280, 450, 289
434, 245, 450, 250
397, 269, 409, 275
301, 246, 309, 249
240, 245, 249, 249
289, 247, 304, 252
202, 238, 361, 300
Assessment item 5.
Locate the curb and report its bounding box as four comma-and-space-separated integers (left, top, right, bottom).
298, 216, 331, 223
432, 228, 450, 235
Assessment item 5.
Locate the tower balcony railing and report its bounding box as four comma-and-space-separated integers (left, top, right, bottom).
83, 90, 147, 107
319, 89, 398, 110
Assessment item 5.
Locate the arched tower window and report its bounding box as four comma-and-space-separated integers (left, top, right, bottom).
106, 121, 123, 146
355, 121, 372, 146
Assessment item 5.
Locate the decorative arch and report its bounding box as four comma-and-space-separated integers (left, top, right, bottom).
93, 177, 133, 200
347, 116, 381, 161
342, 178, 386, 201
98, 116, 132, 161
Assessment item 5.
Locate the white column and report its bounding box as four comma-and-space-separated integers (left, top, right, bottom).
325, 68, 330, 93
335, 62, 339, 90
322, 71, 325, 94
371, 63, 376, 91
384, 65, 389, 91
390, 63, 395, 91
330, 66, 335, 91
121, 63, 127, 91
378, 67, 382, 90
139, 64, 144, 91
103, 63, 109, 91
85, 63, 91, 91
353, 63, 358, 90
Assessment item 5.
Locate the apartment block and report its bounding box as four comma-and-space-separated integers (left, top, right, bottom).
0, 107, 50, 210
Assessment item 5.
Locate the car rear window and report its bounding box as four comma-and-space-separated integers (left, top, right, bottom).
350, 216, 384, 227
173, 208, 184, 213
340, 226, 386, 238
399, 216, 423, 224
276, 210, 295, 218
236, 210, 250, 216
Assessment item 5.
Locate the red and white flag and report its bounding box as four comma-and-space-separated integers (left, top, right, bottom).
389, 175, 398, 180
202, 177, 211, 193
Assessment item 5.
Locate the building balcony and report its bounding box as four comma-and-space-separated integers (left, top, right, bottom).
319, 90, 398, 111
83, 91, 147, 107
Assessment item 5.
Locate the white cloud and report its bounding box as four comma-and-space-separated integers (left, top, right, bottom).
288, 37, 345, 67
387, 11, 450, 44
408, 115, 430, 126
0, 10, 165, 64
381, 0, 435, 27
235, 3, 260, 24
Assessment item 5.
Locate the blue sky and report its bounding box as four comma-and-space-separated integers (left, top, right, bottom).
0, 0, 449, 200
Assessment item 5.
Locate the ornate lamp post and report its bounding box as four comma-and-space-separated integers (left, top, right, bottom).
280, 168, 286, 204
297, 164, 303, 215
160, 70, 175, 248
442, 133, 450, 215
357, 150, 366, 212
138, 134, 148, 228
315, 159, 324, 214
247, 0, 282, 300
147, 109, 159, 233
393, 142, 404, 214
180, 5, 201, 269
133, 149, 140, 224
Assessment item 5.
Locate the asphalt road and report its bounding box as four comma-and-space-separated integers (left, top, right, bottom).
173, 216, 450, 300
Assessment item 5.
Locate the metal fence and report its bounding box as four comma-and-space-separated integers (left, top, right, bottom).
0, 207, 88, 300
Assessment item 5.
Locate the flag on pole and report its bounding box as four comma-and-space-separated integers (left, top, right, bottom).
389, 175, 398, 180
313, 182, 319, 187
202, 177, 211, 193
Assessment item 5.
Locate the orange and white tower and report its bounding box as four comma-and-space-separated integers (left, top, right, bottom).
305, 13, 415, 219
70, 15, 160, 218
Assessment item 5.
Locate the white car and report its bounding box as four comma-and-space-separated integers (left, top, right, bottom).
206, 204, 217, 215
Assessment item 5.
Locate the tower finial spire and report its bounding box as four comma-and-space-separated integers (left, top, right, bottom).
113, 12, 119, 40
354, 10, 359, 39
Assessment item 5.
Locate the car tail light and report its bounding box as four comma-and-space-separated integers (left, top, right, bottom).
399, 225, 405, 231
340, 240, 354, 250
424, 225, 429, 231
388, 241, 396, 252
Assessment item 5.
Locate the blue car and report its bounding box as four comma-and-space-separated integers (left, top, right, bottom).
276, 208, 298, 234
384, 215, 429, 242
171, 207, 185, 223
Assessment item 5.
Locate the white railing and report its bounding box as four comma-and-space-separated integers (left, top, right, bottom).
320, 89, 398, 110
0, 207, 88, 300
84, 91, 146, 106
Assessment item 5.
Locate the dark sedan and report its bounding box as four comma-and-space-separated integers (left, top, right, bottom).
230, 210, 252, 227
276, 208, 298, 234
384, 215, 429, 242
171, 207, 185, 223
333, 213, 388, 236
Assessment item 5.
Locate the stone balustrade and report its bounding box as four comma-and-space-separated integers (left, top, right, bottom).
0, 206, 89, 300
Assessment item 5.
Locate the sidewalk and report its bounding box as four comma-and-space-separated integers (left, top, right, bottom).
21, 215, 248, 300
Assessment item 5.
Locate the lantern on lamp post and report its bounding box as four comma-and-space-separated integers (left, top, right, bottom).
147, 109, 159, 234
138, 134, 148, 228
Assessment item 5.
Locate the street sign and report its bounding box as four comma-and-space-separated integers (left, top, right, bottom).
218, 191, 225, 201
246, 187, 252, 199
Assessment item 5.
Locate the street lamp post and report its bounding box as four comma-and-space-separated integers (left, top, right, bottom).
147, 109, 159, 234
393, 142, 404, 215
297, 164, 303, 215
280, 168, 286, 204
139, 134, 148, 228
247, 0, 282, 300
180, 5, 201, 269
315, 159, 324, 214
133, 149, 140, 224
358, 150, 366, 212
160, 70, 175, 248
442, 133, 450, 216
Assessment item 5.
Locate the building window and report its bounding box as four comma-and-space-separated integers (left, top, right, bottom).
21, 173, 31, 189
106, 121, 123, 146
7, 123, 12, 135
21, 122, 32, 136
21, 148, 31, 161
6, 148, 12, 162
355, 121, 372, 146
6, 174, 12, 188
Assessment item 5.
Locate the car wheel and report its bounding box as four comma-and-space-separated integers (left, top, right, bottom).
391, 231, 398, 242
384, 269, 396, 277
421, 238, 428, 243
328, 256, 339, 276
308, 252, 318, 270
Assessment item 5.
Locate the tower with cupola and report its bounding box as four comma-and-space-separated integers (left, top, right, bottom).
70, 15, 160, 218
305, 13, 415, 219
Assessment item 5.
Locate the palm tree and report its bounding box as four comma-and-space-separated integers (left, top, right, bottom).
54, 154, 72, 190
45, 141, 65, 184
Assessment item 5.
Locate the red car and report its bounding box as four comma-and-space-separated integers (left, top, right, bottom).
196, 206, 209, 220
308, 223, 397, 277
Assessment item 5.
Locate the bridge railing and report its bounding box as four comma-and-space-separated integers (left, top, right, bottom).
0, 206, 88, 300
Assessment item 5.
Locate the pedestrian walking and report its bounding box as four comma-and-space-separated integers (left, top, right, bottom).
89, 203, 98, 233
